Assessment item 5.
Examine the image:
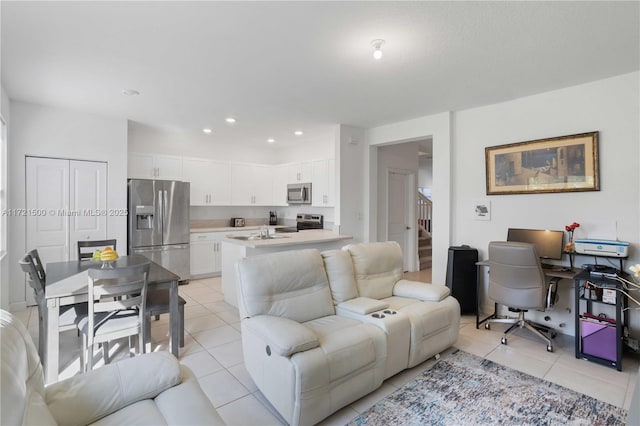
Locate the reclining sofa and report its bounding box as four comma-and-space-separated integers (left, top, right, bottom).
0, 309, 225, 426
236, 241, 461, 425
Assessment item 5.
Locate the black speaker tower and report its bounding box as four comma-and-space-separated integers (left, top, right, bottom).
445, 245, 478, 314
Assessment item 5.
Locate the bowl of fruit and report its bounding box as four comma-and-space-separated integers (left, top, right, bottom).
92, 246, 119, 268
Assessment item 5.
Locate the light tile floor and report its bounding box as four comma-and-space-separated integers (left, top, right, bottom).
13, 273, 638, 425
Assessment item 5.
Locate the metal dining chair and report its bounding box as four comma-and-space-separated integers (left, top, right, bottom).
145, 289, 186, 349
76, 262, 150, 371
77, 239, 117, 260
19, 250, 86, 361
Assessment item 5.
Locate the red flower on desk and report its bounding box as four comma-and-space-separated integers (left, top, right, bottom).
564, 222, 580, 251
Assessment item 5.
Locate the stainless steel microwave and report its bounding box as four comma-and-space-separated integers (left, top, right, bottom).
287, 183, 311, 204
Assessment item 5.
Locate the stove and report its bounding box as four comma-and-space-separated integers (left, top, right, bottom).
276, 226, 299, 233
297, 214, 323, 230
275, 214, 324, 233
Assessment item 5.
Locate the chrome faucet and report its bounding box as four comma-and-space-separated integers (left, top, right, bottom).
260, 225, 270, 239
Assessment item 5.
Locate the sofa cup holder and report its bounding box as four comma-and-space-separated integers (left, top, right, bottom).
383, 310, 397, 315
371, 313, 386, 319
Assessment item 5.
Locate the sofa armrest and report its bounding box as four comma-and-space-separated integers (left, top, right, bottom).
337, 297, 389, 315
153, 365, 226, 425
243, 315, 319, 357
46, 351, 181, 426
393, 279, 451, 302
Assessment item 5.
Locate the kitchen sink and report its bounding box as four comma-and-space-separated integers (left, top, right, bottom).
228, 235, 290, 241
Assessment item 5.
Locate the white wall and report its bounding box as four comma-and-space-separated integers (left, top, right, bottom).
451, 71, 640, 335
128, 121, 280, 164
7, 101, 128, 310
335, 125, 367, 241
367, 112, 452, 285
419, 156, 433, 190
273, 136, 334, 164
0, 85, 9, 310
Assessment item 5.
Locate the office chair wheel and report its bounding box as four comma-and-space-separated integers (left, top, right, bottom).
547, 345, 554, 352
485, 323, 491, 330
501, 337, 507, 345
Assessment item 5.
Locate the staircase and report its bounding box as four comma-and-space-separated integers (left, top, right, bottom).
417, 191, 432, 270
418, 225, 432, 270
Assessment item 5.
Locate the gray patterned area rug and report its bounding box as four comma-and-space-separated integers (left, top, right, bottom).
348, 349, 626, 425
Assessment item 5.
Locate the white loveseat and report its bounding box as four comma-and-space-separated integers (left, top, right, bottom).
236, 241, 460, 425
0, 309, 225, 426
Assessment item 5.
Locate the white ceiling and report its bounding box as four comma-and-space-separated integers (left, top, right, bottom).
2, 1, 638, 148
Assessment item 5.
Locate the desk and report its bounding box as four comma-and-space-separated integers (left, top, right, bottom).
475, 261, 582, 329
44, 255, 180, 384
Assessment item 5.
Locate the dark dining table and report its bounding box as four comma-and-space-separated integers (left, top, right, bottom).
44, 254, 180, 384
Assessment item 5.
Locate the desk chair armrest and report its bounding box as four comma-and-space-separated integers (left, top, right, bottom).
46, 352, 181, 426
393, 280, 451, 302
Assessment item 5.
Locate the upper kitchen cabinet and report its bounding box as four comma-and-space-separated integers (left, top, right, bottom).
231, 163, 273, 206
182, 158, 232, 206
128, 152, 183, 180
311, 158, 335, 207
272, 164, 289, 206
287, 161, 312, 183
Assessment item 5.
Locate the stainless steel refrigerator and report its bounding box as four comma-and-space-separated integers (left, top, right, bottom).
128, 179, 190, 281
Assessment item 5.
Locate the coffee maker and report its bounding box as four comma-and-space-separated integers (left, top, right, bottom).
269, 211, 278, 226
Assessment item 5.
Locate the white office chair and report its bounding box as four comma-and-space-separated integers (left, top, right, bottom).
484, 241, 555, 352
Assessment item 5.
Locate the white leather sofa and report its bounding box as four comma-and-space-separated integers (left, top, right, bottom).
340, 242, 460, 371
0, 309, 225, 426
236, 242, 460, 425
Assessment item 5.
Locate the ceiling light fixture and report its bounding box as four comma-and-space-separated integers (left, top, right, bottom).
267, 138, 275, 143
371, 39, 385, 60
121, 89, 140, 96
294, 130, 303, 136
225, 117, 236, 124
202, 128, 212, 134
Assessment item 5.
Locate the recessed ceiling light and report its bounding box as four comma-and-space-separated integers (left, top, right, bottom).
267, 138, 275, 143
294, 130, 303, 136
121, 89, 140, 96
202, 128, 212, 134
225, 117, 236, 124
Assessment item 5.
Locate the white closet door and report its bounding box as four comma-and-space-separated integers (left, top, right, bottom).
69, 160, 107, 260
26, 157, 70, 264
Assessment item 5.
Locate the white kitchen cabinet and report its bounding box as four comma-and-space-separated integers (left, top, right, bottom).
26, 157, 108, 267
311, 158, 335, 207
231, 163, 273, 206
272, 164, 289, 206
182, 158, 231, 206
287, 161, 312, 183
190, 232, 224, 277
128, 152, 183, 180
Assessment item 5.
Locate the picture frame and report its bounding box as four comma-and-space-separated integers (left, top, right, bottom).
485, 131, 599, 195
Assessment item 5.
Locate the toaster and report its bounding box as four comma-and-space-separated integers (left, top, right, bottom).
230, 218, 245, 227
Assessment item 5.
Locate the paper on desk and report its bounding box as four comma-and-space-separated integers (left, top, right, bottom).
574, 220, 617, 240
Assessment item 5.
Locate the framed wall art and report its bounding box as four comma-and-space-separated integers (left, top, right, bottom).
485, 131, 599, 195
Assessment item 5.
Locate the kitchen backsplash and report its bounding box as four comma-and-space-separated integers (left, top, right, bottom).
190, 205, 334, 222
190, 217, 335, 230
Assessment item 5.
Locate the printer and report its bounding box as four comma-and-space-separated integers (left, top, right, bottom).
574, 239, 630, 257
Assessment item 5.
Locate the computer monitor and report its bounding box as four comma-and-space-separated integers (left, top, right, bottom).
507, 228, 565, 260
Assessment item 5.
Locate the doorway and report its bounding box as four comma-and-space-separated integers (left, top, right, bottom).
386, 169, 416, 271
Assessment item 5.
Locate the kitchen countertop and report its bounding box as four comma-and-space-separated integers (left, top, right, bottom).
222, 229, 352, 248
191, 225, 286, 233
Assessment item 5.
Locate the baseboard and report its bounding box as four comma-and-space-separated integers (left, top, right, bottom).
9, 301, 27, 311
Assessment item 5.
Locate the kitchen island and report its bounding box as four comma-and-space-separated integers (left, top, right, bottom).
221, 229, 353, 307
